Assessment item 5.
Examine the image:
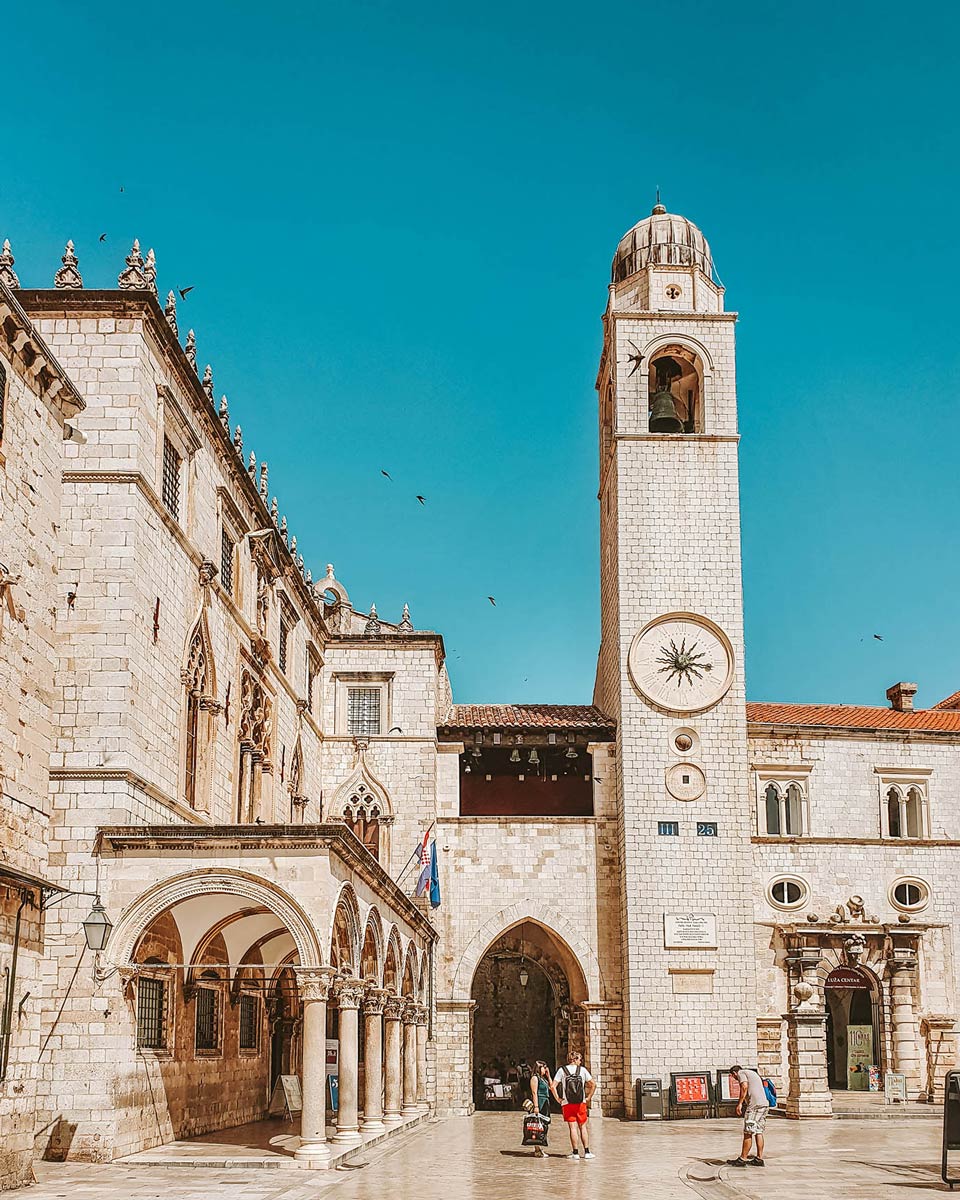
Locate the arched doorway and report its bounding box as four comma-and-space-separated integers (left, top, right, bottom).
824, 965, 884, 1090
470, 921, 587, 1110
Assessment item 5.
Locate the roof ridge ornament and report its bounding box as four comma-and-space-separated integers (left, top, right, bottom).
164, 290, 178, 336
185, 328, 197, 369
218, 394, 229, 429
201, 364, 214, 401
365, 603, 381, 635
54, 240, 83, 289
399, 603, 413, 633
118, 238, 147, 289
0, 239, 19, 288
248, 450, 256, 478
234, 424, 243, 454
259, 461, 268, 498
652, 185, 666, 216
143, 247, 158, 295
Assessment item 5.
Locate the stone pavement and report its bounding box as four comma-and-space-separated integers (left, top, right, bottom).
26, 1111, 954, 1199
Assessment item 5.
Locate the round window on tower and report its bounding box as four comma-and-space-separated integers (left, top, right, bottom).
890, 877, 929, 912
767, 875, 809, 911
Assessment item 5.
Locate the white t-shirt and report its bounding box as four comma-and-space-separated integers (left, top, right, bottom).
553, 1064, 593, 1103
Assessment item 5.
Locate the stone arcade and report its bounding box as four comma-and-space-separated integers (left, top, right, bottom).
1, 211, 958, 1188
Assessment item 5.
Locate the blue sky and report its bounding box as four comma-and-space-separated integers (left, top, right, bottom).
3, 1, 958, 708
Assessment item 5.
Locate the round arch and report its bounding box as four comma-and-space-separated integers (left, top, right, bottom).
453, 903, 599, 1001
105, 868, 325, 968
328, 882, 363, 974
360, 907, 385, 984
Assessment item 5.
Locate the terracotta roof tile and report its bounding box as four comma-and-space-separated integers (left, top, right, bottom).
440, 704, 615, 732
746, 702, 960, 734
933, 689, 960, 711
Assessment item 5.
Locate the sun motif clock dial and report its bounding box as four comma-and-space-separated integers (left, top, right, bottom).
628, 613, 734, 714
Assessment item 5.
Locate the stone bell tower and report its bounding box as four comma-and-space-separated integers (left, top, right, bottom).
593, 201, 757, 1113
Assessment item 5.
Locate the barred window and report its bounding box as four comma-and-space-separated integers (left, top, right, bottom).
195, 987, 220, 1052
220, 527, 235, 595
306, 653, 319, 714
239, 993, 259, 1051
278, 616, 290, 674
162, 436, 181, 519
347, 687, 381, 736
0, 361, 6, 444
136, 977, 167, 1050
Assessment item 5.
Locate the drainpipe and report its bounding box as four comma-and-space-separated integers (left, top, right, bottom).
0, 889, 32, 1081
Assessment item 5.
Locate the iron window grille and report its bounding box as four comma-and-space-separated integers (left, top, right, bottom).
239, 994, 259, 1051
278, 617, 290, 675
195, 987, 219, 1052
136, 977, 167, 1050
161, 436, 181, 519
347, 687, 381, 736
0, 362, 6, 444
220, 527, 235, 595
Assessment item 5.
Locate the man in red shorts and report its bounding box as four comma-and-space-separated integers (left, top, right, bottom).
552, 1050, 596, 1160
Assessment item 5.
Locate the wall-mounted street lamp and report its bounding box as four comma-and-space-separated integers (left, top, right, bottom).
81, 899, 113, 952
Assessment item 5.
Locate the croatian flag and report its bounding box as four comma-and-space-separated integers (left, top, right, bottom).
415, 828, 432, 897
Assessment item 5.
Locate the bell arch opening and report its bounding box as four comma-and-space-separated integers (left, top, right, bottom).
469, 921, 588, 1111
648, 346, 704, 434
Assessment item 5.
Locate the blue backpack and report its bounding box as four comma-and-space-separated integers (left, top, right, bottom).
762, 1077, 777, 1108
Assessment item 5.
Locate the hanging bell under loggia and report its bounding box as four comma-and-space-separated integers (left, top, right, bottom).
648, 355, 685, 433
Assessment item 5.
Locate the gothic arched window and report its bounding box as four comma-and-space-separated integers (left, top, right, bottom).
886, 785, 924, 839
342, 786, 381, 861
183, 629, 207, 809
763, 781, 804, 836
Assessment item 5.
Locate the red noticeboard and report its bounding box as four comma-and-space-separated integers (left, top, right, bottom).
673, 1072, 711, 1104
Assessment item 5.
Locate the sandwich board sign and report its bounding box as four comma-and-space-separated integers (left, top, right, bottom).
268, 1074, 303, 1119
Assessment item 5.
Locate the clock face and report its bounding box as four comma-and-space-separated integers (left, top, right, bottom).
628, 613, 734, 714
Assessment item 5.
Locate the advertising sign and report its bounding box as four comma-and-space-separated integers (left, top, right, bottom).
672, 1072, 711, 1104
847, 1024, 873, 1091
885, 1071, 907, 1103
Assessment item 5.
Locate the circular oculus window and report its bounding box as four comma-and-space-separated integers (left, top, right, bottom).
768, 876, 809, 910
664, 762, 706, 802
890, 878, 929, 912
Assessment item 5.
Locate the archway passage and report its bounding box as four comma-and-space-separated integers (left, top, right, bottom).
824, 965, 884, 1091
470, 922, 587, 1111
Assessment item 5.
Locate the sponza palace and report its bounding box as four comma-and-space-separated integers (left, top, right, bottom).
1, 210, 958, 1187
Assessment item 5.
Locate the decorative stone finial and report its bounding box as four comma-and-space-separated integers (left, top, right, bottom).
290, 535, 297, 557
305, 567, 312, 585
399, 602, 413, 633
164, 290, 178, 336
652, 186, 666, 215
280, 515, 288, 541
270, 496, 279, 523
247, 451, 256, 477
259, 461, 268, 498
185, 329, 197, 369
0, 239, 19, 288
54, 240, 83, 289
218, 394, 229, 429
118, 238, 147, 289
298, 554, 305, 574
234, 425, 243, 453
201, 365, 213, 400
143, 248, 157, 295
365, 604, 382, 635
325, 564, 335, 579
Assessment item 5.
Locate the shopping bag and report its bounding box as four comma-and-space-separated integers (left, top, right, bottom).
521, 1114, 548, 1146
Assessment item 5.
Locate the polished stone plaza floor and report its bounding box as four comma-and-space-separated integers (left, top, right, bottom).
25, 1111, 954, 1199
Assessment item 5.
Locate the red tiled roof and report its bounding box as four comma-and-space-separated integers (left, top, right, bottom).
933, 690, 960, 711
746, 702, 960, 733
440, 704, 615, 732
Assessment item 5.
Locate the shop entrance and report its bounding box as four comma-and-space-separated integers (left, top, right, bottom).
470, 921, 587, 1110
824, 965, 884, 1090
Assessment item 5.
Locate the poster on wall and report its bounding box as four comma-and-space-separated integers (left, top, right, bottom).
663, 913, 718, 949
847, 1024, 873, 1091
716, 1070, 740, 1103
325, 1038, 339, 1075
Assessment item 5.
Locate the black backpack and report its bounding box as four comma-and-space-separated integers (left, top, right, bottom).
562, 1065, 585, 1104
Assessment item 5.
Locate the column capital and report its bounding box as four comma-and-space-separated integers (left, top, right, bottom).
383, 991, 405, 1021
414, 1004, 429, 1027
294, 966, 337, 1003
401, 1001, 419, 1026
335, 976, 366, 1009
362, 987, 390, 1016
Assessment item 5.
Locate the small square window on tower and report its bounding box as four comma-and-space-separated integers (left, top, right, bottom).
347, 687, 381, 736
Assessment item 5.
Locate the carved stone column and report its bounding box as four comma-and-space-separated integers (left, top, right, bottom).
920, 1014, 957, 1103
382, 992, 404, 1126
333, 977, 365, 1144
415, 1006, 429, 1112
402, 1003, 419, 1115
783, 938, 832, 1118
889, 958, 923, 1097
361, 989, 387, 1131
293, 967, 336, 1167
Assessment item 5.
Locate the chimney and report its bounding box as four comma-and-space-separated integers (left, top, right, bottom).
886, 682, 918, 712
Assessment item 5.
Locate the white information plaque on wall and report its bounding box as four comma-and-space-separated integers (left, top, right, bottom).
664, 913, 717, 949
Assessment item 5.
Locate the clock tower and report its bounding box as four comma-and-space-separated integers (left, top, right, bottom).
593, 202, 757, 1113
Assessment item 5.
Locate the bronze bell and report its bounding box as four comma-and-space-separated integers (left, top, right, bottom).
648, 389, 684, 433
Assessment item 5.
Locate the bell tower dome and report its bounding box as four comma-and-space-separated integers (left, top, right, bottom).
593, 200, 756, 1114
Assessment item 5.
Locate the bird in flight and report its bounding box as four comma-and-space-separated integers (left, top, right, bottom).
626, 341, 645, 376
119, 186, 124, 193
381, 469, 392, 480
388, 726, 403, 734
178, 286, 194, 300
416, 495, 426, 504
487, 596, 496, 606
873, 634, 884, 641
99, 233, 107, 243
